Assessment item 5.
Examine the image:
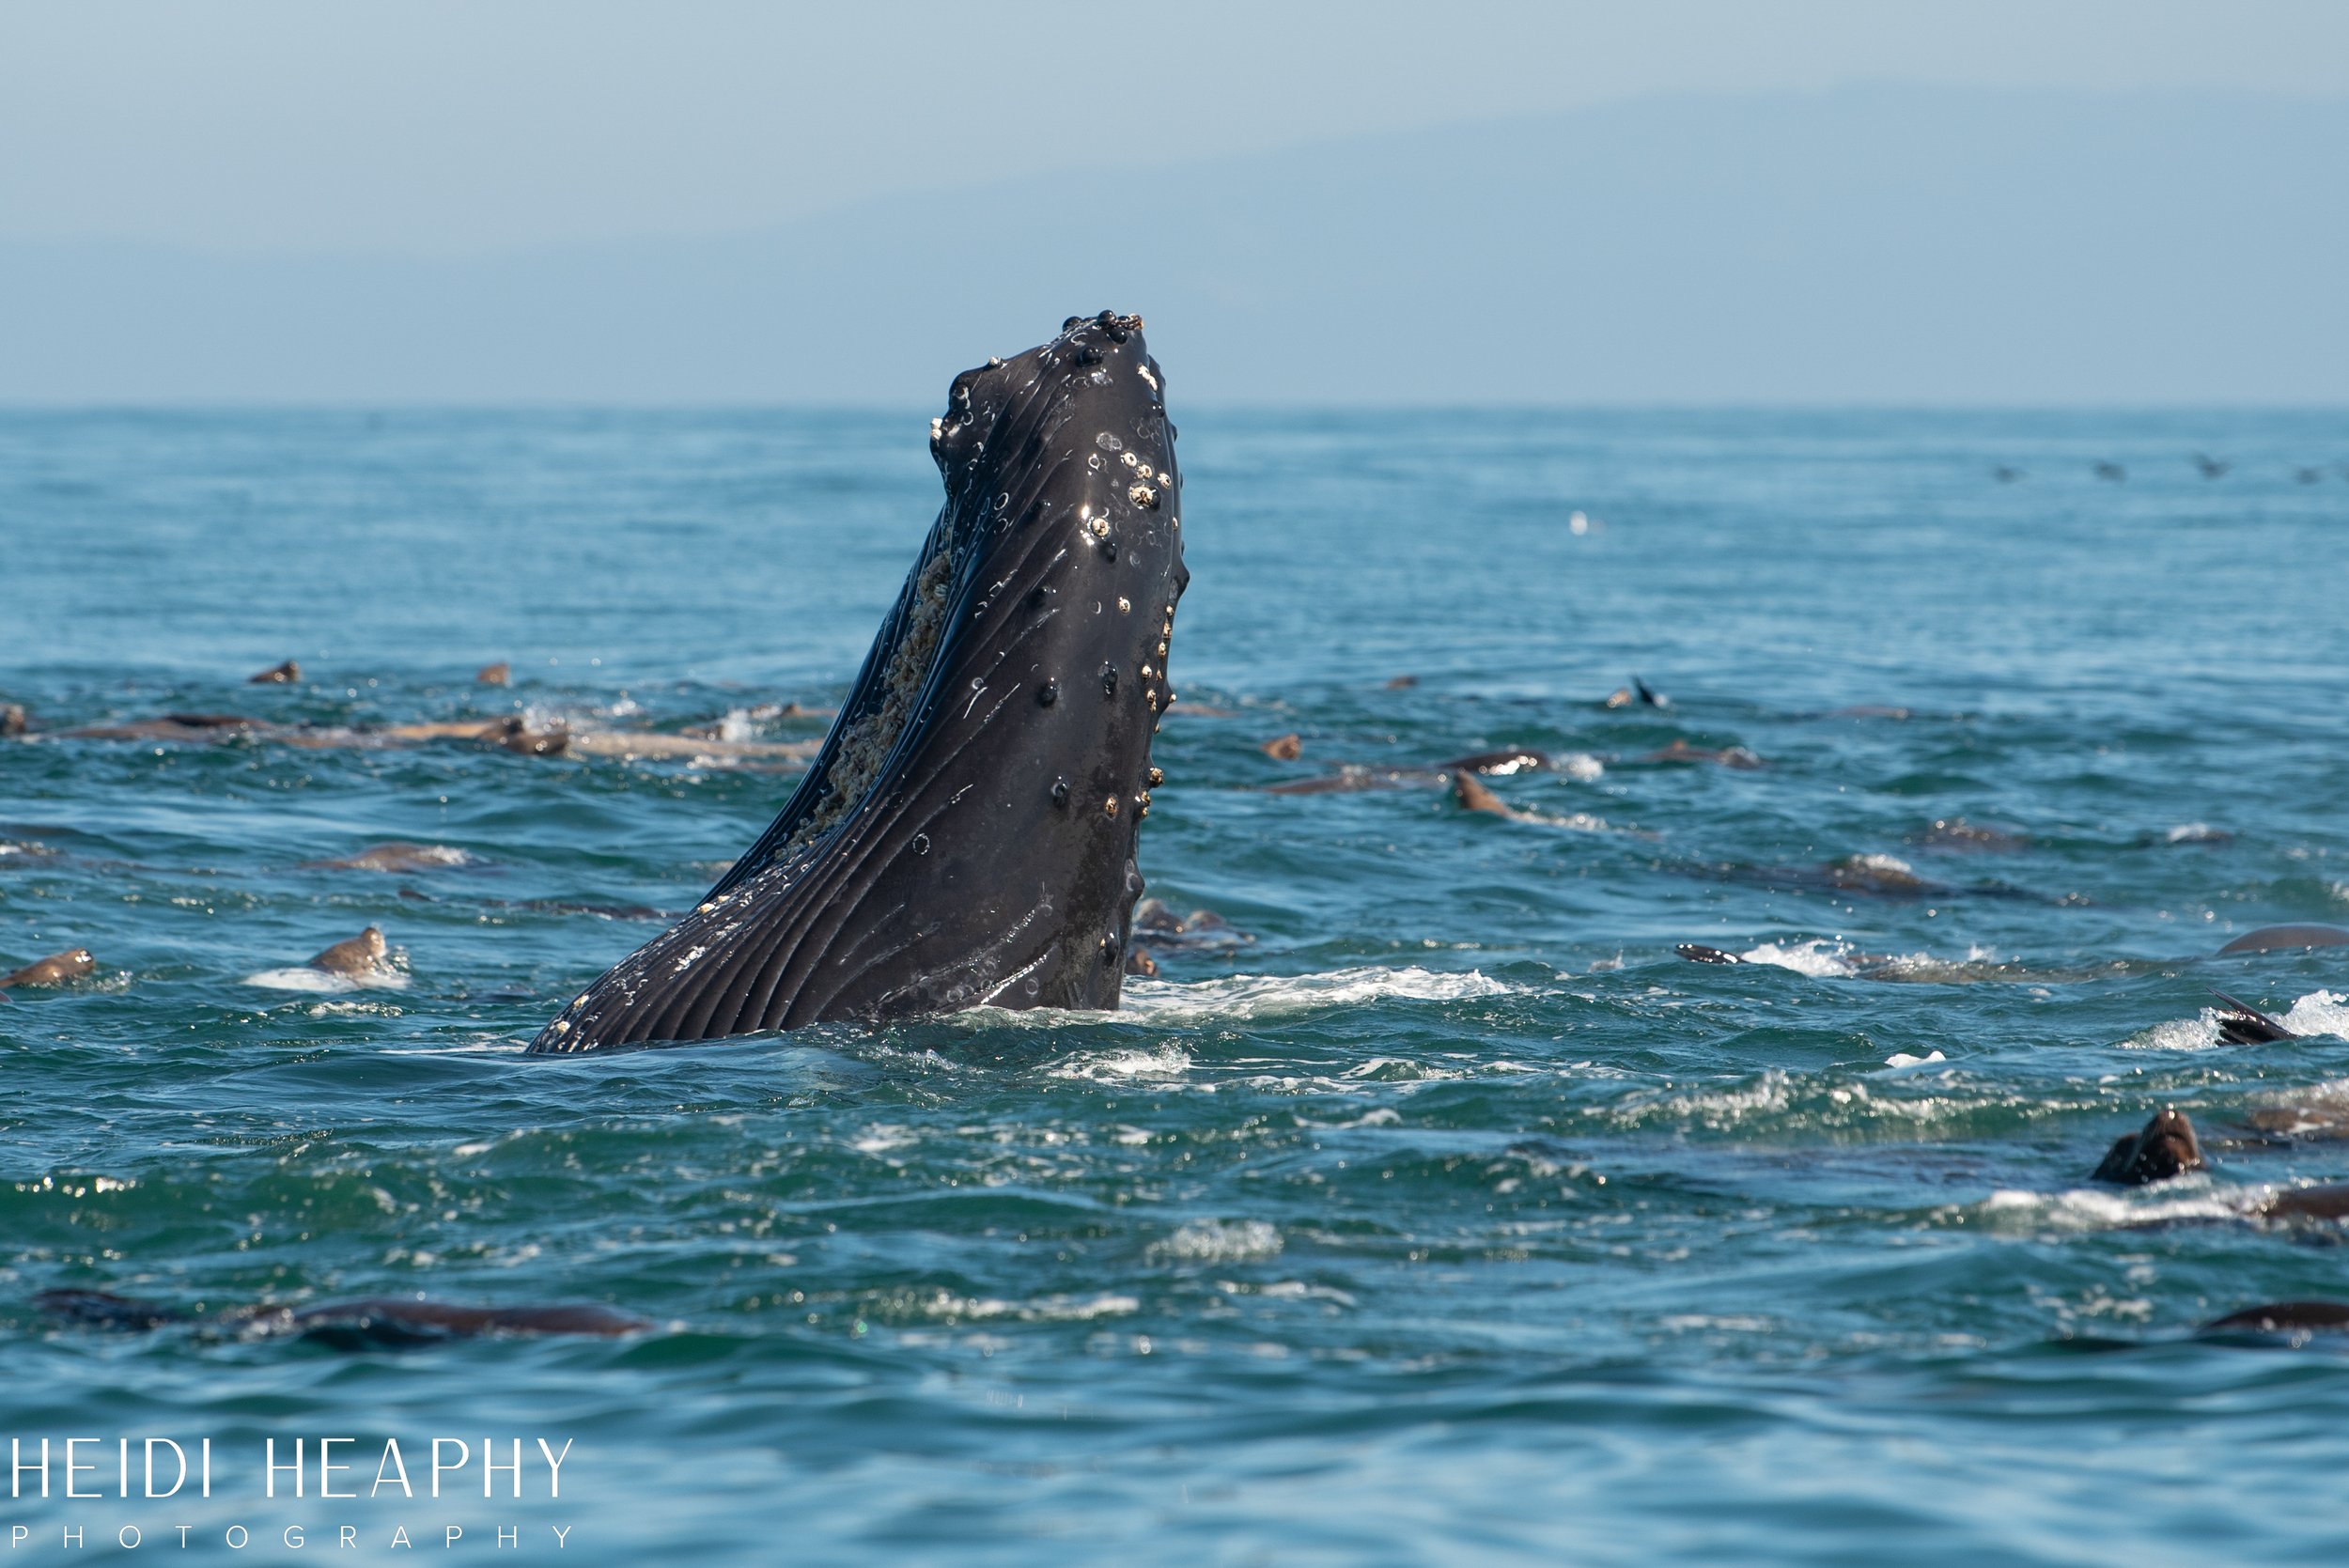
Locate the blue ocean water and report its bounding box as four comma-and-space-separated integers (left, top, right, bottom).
2, 406, 2347, 1563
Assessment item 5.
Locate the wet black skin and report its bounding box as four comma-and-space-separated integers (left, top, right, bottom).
2092, 1108, 2206, 1186
530, 313, 1187, 1052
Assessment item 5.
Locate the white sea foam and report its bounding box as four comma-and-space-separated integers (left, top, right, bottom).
1736, 940, 1859, 978
1114, 967, 1513, 1025
1884, 1050, 1947, 1069
1554, 752, 1606, 783
916, 1290, 1139, 1324
1046, 1045, 1195, 1082
243, 967, 411, 994
2124, 990, 2349, 1049
1149, 1219, 1283, 1264
1976, 1183, 2245, 1231
2284, 990, 2349, 1038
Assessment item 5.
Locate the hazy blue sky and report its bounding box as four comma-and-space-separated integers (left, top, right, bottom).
6, 0, 2348, 256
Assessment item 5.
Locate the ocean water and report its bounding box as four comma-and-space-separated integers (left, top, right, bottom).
3, 405, 2348, 1563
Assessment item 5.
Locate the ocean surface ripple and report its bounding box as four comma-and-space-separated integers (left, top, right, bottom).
3, 408, 2348, 1563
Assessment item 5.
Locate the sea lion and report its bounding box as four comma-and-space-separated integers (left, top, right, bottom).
1913, 817, 2028, 853
2094, 461, 2125, 482
1260, 732, 1302, 760
1602, 675, 1670, 710
248, 659, 301, 684
1442, 748, 1550, 776
2193, 453, 2229, 479
1639, 739, 1764, 769
0, 948, 96, 989
1260, 768, 1434, 796
51, 713, 813, 767
2217, 924, 2349, 955
2092, 1108, 2206, 1185
2201, 1301, 2349, 1336
481, 715, 568, 755
0, 704, 26, 737
2082, 1109, 2349, 1219
529, 312, 1187, 1053
1131, 898, 1246, 950
1452, 771, 1532, 821
476, 660, 512, 686
35, 1288, 646, 1345
311, 927, 397, 980
1694, 853, 2052, 903
303, 843, 477, 874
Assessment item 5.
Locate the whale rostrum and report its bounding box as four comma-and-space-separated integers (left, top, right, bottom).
530, 313, 1187, 1052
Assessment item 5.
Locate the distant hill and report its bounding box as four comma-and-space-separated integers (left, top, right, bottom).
4, 84, 2344, 405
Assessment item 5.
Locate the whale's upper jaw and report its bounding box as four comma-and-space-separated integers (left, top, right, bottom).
528, 312, 1186, 1053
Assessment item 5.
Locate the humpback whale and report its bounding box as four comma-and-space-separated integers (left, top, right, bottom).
530, 312, 1188, 1053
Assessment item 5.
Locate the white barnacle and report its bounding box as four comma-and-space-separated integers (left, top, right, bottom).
1116, 597, 1131, 613
1128, 483, 1157, 508
1120, 450, 1139, 468
1138, 364, 1159, 392
929, 417, 944, 441
1089, 516, 1111, 539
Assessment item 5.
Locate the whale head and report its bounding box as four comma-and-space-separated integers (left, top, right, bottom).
531, 311, 1188, 1051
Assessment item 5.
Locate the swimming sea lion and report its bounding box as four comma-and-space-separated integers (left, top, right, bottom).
2217, 924, 2349, 955
35, 1288, 646, 1345
0, 704, 25, 737
2201, 1301, 2349, 1336
1913, 817, 2028, 853
2091, 1108, 2206, 1185
529, 312, 1187, 1052
0, 948, 97, 989
1442, 748, 1550, 776
476, 660, 512, 686
1260, 733, 1302, 760
248, 660, 301, 684
1452, 770, 1533, 820
310, 927, 396, 980
303, 843, 477, 874
1639, 739, 1764, 769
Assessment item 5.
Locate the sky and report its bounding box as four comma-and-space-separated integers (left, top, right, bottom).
5, 0, 2349, 256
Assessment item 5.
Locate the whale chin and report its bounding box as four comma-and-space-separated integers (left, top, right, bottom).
530, 312, 1187, 1053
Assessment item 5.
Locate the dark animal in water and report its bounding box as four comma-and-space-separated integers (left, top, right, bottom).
2092, 1108, 2206, 1185
0, 948, 95, 989
530, 313, 1187, 1052
35, 1288, 645, 1347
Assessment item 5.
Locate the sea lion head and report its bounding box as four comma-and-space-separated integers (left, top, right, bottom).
2092, 1107, 2205, 1186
